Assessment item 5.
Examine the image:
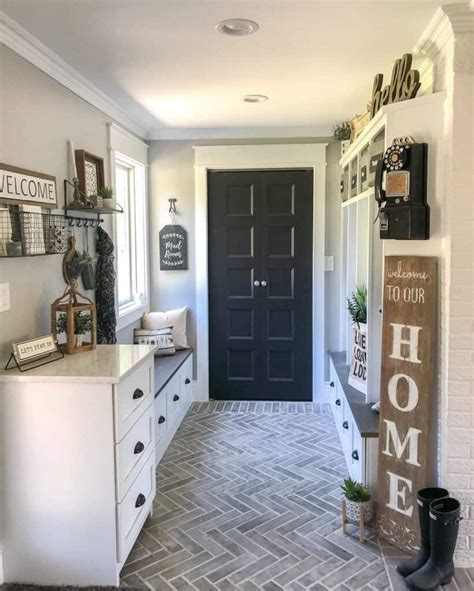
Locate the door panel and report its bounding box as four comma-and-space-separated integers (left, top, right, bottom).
208, 169, 313, 401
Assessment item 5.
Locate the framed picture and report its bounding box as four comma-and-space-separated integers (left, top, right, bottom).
75, 150, 105, 198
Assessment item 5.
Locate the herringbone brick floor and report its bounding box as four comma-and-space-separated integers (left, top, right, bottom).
121, 402, 473, 591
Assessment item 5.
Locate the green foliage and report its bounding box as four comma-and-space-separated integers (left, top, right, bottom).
56, 312, 94, 336
341, 477, 371, 502
332, 121, 351, 141
99, 186, 114, 199
346, 284, 367, 324
79, 250, 96, 264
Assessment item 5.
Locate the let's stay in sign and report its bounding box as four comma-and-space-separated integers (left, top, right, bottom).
376, 256, 437, 552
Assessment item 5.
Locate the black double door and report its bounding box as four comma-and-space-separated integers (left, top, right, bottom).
208, 169, 313, 401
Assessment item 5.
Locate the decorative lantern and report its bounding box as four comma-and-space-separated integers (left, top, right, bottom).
51, 280, 97, 354
51, 235, 97, 354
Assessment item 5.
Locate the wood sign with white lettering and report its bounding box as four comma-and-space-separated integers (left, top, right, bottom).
376, 256, 437, 552
159, 224, 188, 270
370, 54, 421, 119
0, 163, 57, 208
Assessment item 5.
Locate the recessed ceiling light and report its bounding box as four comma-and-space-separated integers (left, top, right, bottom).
216, 18, 259, 36
243, 94, 269, 103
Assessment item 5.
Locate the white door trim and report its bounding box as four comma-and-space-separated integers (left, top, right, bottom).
194, 143, 327, 402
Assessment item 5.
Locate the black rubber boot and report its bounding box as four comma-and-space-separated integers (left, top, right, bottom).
396, 487, 449, 578
405, 497, 462, 591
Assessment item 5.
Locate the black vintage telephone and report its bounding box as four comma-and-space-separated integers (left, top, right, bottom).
375, 136, 429, 240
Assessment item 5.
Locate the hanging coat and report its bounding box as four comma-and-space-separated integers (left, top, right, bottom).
96, 226, 117, 344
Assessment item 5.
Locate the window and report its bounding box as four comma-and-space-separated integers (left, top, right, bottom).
114, 152, 147, 320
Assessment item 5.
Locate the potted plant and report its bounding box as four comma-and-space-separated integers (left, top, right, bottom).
347, 284, 368, 394
56, 311, 94, 348
341, 477, 373, 523
346, 284, 367, 326
332, 121, 351, 156
98, 186, 114, 209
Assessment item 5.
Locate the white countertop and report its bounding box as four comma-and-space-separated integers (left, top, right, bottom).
0, 344, 157, 384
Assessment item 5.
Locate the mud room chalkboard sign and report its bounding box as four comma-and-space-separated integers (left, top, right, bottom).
159, 225, 188, 270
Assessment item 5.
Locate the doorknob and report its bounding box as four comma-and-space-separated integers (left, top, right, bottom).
261, 280, 267, 287
253, 280, 260, 287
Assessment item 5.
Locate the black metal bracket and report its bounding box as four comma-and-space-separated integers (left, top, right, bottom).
5, 342, 64, 373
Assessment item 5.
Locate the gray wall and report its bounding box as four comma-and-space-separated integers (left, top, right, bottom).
148, 139, 341, 380
0, 47, 133, 359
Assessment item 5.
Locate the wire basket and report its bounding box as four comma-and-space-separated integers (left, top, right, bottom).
0, 207, 72, 257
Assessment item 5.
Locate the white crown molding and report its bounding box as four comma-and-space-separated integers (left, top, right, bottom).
415, 4, 474, 58
443, 3, 474, 34
148, 125, 332, 141
0, 10, 148, 139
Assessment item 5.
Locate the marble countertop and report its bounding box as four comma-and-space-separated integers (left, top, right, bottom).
0, 344, 157, 384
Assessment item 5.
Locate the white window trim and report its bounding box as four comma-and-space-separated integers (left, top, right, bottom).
111, 150, 149, 331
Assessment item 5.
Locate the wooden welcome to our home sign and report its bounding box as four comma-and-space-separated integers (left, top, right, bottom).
376, 256, 437, 552
0, 163, 57, 208
159, 224, 188, 270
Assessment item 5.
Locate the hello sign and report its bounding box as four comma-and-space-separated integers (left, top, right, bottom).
376, 256, 437, 552
370, 53, 421, 119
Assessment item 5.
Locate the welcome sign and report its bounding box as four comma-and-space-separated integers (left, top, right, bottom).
376, 256, 437, 552
0, 163, 57, 208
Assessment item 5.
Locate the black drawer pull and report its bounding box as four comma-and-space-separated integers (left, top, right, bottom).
330, 381, 335, 388
335, 399, 341, 406
134, 441, 144, 454
135, 493, 146, 508
158, 415, 166, 424
173, 394, 180, 402
352, 450, 359, 461
133, 388, 144, 400
185, 378, 191, 384
342, 421, 349, 430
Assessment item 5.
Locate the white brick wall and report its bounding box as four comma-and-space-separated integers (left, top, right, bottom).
417, 5, 474, 566
443, 24, 474, 567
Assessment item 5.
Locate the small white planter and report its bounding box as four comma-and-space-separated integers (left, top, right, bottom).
75, 334, 83, 348
103, 199, 116, 210
345, 498, 374, 523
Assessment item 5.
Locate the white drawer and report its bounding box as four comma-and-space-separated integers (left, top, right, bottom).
333, 384, 344, 424
329, 360, 337, 394
117, 452, 155, 563
114, 360, 153, 442
349, 427, 364, 483
166, 374, 181, 424
154, 393, 167, 445
179, 356, 193, 402
340, 412, 352, 453
115, 402, 154, 502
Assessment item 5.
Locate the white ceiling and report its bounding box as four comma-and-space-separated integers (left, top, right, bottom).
2, 1, 453, 136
